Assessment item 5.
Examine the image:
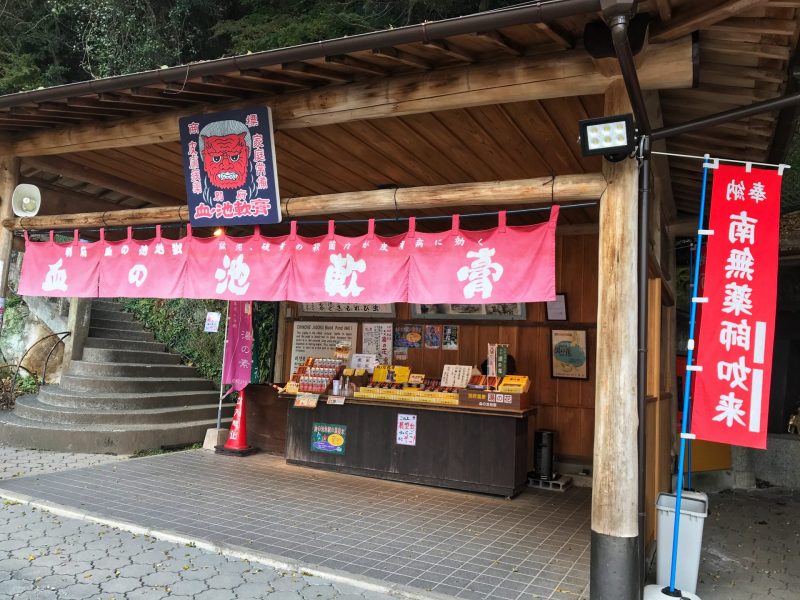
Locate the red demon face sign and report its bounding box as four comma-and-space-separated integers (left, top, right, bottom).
201, 132, 250, 189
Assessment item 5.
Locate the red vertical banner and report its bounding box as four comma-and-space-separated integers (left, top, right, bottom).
222, 300, 253, 393
692, 164, 782, 449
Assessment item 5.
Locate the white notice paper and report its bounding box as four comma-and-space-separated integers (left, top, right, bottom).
289, 321, 358, 373
441, 364, 472, 388
396, 414, 417, 446
204, 311, 221, 333
362, 322, 393, 365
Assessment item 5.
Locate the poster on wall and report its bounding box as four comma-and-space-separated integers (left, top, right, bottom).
179, 106, 281, 227
289, 321, 358, 373
424, 325, 442, 349
443, 325, 459, 350
396, 414, 417, 446
362, 322, 393, 364
394, 324, 423, 349
311, 422, 346, 455
551, 329, 588, 379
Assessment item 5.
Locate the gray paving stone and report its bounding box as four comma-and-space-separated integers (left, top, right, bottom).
264, 592, 306, 600
235, 581, 274, 598
207, 572, 247, 589
195, 589, 236, 600
169, 578, 209, 595
100, 576, 141, 593
0, 577, 34, 595
141, 570, 180, 587
12, 565, 52, 581
56, 582, 101, 599
126, 588, 170, 600
35, 574, 75, 589
272, 575, 309, 592
117, 562, 153, 578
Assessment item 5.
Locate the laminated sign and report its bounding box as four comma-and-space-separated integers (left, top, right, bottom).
691, 164, 781, 449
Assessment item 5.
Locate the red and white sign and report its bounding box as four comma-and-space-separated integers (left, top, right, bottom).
691, 164, 781, 449
19, 209, 559, 304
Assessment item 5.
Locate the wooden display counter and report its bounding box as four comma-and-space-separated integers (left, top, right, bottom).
282, 393, 535, 497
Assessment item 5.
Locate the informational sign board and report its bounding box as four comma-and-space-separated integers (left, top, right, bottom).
362, 322, 393, 365
311, 422, 346, 455
179, 106, 281, 227
350, 353, 378, 372
294, 393, 319, 409
289, 321, 358, 374
396, 414, 417, 446
441, 365, 472, 388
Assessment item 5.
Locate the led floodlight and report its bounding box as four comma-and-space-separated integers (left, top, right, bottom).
579, 114, 636, 160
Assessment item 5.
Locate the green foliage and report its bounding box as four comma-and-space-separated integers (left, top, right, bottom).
119, 299, 278, 385
214, 1, 516, 54
121, 298, 227, 382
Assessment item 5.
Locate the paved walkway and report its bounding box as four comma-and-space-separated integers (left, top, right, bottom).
694, 486, 800, 600
0, 451, 592, 600
0, 446, 407, 600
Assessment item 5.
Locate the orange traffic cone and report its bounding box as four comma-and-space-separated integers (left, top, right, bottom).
215, 390, 257, 456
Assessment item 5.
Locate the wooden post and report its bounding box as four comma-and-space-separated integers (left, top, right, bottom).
591, 79, 640, 600
0, 156, 20, 304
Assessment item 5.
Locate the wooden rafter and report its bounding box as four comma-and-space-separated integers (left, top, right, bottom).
23, 156, 182, 207
372, 48, 431, 70
651, 0, 771, 42
655, 0, 673, 21
325, 55, 387, 76
280, 62, 352, 83
421, 40, 475, 63
8, 36, 695, 157
534, 22, 574, 49
472, 31, 524, 56
237, 70, 308, 89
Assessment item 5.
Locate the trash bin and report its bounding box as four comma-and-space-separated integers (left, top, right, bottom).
656, 491, 708, 594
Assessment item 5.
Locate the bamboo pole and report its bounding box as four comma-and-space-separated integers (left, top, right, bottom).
0, 156, 20, 297
2, 174, 605, 231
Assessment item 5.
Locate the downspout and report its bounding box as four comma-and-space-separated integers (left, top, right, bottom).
603, 2, 651, 594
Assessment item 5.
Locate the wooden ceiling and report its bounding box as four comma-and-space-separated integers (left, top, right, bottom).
5, 0, 800, 226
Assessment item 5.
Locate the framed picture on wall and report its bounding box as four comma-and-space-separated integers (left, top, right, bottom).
546, 293, 568, 321
551, 329, 588, 379
411, 303, 526, 321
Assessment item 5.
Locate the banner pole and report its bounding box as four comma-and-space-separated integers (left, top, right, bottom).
668, 157, 712, 593
216, 300, 230, 430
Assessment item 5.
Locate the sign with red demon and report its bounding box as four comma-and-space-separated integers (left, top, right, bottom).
179, 106, 281, 227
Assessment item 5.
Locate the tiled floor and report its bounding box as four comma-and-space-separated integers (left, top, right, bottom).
0, 450, 590, 599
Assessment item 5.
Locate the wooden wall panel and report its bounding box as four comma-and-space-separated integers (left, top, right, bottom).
280, 234, 599, 462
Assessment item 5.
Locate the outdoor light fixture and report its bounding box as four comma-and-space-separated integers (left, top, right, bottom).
213, 227, 224, 237
578, 113, 636, 161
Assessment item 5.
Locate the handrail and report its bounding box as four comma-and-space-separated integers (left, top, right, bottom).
41, 332, 72, 385
10, 331, 71, 397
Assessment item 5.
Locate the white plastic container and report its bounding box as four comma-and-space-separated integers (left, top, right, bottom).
656, 490, 708, 595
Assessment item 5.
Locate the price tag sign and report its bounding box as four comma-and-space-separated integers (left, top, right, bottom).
294, 393, 319, 408
326, 395, 346, 405
441, 364, 472, 388
350, 353, 378, 372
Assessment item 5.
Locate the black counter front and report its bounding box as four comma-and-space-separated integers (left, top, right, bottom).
284, 395, 534, 497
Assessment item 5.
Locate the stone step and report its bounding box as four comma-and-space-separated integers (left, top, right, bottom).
66, 360, 200, 379
0, 412, 232, 454
38, 387, 221, 410
14, 396, 234, 426
84, 337, 166, 352
88, 327, 154, 342
91, 308, 135, 322
92, 300, 125, 312
81, 347, 182, 365
59, 374, 216, 394
89, 318, 145, 332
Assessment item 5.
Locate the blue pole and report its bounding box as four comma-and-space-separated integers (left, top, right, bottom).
669, 158, 712, 592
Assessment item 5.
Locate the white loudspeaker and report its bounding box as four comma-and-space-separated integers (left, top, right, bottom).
11, 184, 41, 217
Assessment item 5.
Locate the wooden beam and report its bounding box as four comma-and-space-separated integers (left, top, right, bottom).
9, 36, 695, 157
372, 48, 431, 70
591, 79, 639, 597
472, 31, 524, 56
654, 0, 673, 21
2, 174, 605, 230
534, 22, 574, 49
237, 70, 308, 89
421, 40, 476, 63
324, 55, 387, 76
651, 0, 770, 42
0, 156, 19, 294
280, 62, 352, 83
23, 178, 127, 214
23, 156, 181, 207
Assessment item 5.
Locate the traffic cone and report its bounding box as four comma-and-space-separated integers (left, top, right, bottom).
215, 390, 257, 456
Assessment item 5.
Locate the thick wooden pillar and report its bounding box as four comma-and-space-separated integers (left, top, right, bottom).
591, 80, 640, 600
0, 156, 20, 300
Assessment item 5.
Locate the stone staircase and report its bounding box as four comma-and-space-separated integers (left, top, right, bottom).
0, 300, 233, 454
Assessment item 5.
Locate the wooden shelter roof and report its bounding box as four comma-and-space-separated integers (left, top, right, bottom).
1, 0, 799, 227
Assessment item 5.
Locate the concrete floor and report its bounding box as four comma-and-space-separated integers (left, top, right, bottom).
0, 450, 591, 600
